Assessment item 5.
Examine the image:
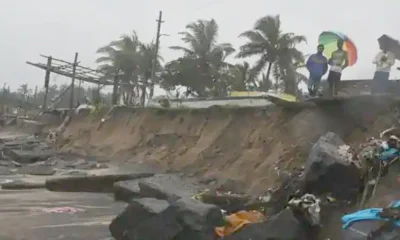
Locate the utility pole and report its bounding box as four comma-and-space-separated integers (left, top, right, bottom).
43, 56, 52, 110
69, 52, 79, 113
146, 10, 164, 105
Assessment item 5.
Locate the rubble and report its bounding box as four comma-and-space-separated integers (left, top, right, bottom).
46, 172, 154, 192
302, 132, 362, 201
109, 198, 170, 239
138, 174, 201, 202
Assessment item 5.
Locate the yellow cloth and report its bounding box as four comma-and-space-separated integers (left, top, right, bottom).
215, 210, 265, 237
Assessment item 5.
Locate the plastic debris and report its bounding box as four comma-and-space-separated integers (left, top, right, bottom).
40, 206, 85, 214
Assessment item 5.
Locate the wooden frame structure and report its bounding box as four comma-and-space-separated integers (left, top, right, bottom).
27, 54, 114, 85
27, 53, 152, 110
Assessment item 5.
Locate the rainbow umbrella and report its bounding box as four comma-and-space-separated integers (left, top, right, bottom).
318, 31, 358, 66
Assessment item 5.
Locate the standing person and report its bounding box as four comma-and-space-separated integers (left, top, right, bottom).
371, 47, 395, 94
327, 39, 349, 97
306, 44, 328, 97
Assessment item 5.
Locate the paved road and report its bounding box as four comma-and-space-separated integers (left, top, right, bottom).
0, 189, 125, 240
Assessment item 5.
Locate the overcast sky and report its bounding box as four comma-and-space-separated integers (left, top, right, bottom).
2, 0, 400, 92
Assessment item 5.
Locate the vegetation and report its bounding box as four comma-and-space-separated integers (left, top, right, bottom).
95, 14, 307, 101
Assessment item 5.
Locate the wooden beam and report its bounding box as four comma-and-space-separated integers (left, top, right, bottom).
26, 61, 114, 85
43, 56, 52, 110
69, 53, 79, 112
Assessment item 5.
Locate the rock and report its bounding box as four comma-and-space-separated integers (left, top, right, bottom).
4, 149, 54, 164
114, 180, 141, 202
138, 174, 201, 202
200, 192, 250, 213
1, 180, 45, 190
109, 198, 170, 240
126, 207, 183, 240
171, 198, 224, 234
303, 132, 362, 201
46, 172, 154, 192
60, 170, 88, 177
17, 165, 56, 176
223, 208, 313, 240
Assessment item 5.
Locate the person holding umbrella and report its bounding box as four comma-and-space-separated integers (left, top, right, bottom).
327, 39, 349, 97
318, 31, 358, 97
372, 40, 396, 94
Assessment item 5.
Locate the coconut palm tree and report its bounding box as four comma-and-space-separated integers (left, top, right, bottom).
138, 43, 164, 99
96, 31, 142, 104
237, 15, 306, 94
168, 19, 236, 96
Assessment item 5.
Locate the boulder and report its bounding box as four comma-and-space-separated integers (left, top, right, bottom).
223, 208, 313, 240
109, 198, 170, 240
17, 165, 56, 176
138, 174, 200, 202
1, 180, 45, 190
126, 206, 183, 240
302, 132, 362, 201
171, 198, 224, 235
114, 180, 141, 202
46, 172, 154, 192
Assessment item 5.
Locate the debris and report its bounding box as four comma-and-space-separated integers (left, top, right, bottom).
288, 193, 321, 226
40, 206, 85, 214
215, 210, 265, 237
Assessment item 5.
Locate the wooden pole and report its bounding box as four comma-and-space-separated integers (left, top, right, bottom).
43, 56, 52, 110
69, 53, 79, 113
145, 11, 164, 105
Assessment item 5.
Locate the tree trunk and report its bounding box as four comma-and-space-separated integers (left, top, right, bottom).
265, 62, 273, 92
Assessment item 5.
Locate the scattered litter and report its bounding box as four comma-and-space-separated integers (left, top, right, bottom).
40, 206, 85, 214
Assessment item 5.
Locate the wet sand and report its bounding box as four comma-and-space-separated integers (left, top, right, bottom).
0, 189, 125, 240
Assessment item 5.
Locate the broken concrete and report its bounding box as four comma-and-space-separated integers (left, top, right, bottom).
303, 132, 362, 201
46, 172, 154, 192
1, 180, 45, 190
114, 179, 141, 202
109, 198, 170, 240
4, 149, 54, 164
171, 197, 224, 233
138, 174, 201, 202
17, 165, 56, 176
125, 207, 182, 240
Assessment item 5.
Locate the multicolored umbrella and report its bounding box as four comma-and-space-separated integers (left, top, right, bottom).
318, 31, 358, 66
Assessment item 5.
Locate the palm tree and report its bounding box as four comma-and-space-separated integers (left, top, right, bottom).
96, 31, 141, 104
224, 61, 254, 91
138, 43, 164, 99
237, 15, 306, 94
17, 84, 29, 100
169, 19, 235, 96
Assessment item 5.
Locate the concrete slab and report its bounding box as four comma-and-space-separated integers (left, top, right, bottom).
0, 189, 125, 240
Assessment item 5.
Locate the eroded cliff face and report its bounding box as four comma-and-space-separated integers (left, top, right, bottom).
59, 97, 397, 194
